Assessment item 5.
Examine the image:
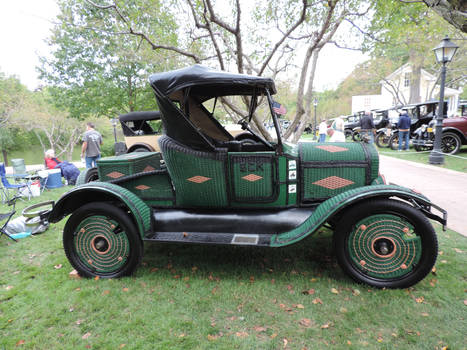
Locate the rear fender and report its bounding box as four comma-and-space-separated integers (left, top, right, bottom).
48, 182, 152, 238
271, 185, 446, 247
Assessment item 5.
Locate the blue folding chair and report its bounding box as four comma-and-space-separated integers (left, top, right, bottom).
0, 163, 31, 202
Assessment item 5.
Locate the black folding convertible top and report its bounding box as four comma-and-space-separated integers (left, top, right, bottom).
119, 111, 161, 122
149, 65, 278, 151
149, 64, 276, 97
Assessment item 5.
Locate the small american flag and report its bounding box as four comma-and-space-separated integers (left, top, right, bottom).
272, 101, 287, 115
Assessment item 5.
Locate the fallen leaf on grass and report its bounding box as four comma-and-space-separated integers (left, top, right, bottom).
352, 289, 361, 296
293, 304, 305, 309
431, 267, 437, 275
253, 326, 267, 332
339, 307, 347, 313
302, 289, 315, 295
69, 269, 81, 279
16, 340, 25, 346
54, 264, 62, 269
207, 334, 218, 341
122, 287, 129, 292
150, 267, 159, 272
102, 290, 110, 295
312, 298, 323, 305
463, 300, 467, 306
415, 296, 424, 303
94, 276, 100, 281
76, 319, 84, 325
421, 312, 429, 317
270, 333, 278, 339
119, 344, 126, 349
82, 332, 91, 340
283, 338, 288, 348
321, 322, 331, 329
235, 331, 248, 338
331, 288, 339, 294
299, 318, 312, 327
5, 285, 13, 291
454, 248, 463, 253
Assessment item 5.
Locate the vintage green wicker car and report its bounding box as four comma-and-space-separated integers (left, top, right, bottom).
47, 65, 447, 288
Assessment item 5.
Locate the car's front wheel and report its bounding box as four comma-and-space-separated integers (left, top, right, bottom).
388, 133, 399, 150
333, 199, 437, 288
63, 202, 143, 278
375, 132, 390, 148
441, 132, 461, 154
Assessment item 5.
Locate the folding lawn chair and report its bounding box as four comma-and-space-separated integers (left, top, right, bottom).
0, 163, 31, 202
0, 196, 19, 242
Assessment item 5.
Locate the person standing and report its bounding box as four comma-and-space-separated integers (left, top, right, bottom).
318, 119, 328, 142
329, 117, 345, 142
81, 122, 103, 168
397, 111, 411, 151
360, 111, 376, 144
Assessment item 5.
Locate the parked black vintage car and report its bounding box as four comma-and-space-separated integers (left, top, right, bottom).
412, 114, 467, 154
388, 101, 447, 150
351, 109, 391, 143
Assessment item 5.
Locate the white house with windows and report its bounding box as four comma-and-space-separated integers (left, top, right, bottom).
352, 63, 462, 116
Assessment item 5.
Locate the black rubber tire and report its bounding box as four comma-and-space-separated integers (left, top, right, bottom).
375, 132, 390, 148
234, 132, 262, 143
132, 147, 150, 152
333, 199, 437, 289
388, 133, 399, 150
63, 202, 143, 278
344, 129, 353, 139
352, 131, 362, 142
75, 167, 99, 186
441, 132, 461, 155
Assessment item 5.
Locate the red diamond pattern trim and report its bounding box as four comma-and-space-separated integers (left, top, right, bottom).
106, 171, 125, 179
313, 176, 354, 189
187, 176, 211, 184
135, 185, 150, 190
315, 145, 349, 153
242, 174, 263, 182
143, 165, 155, 172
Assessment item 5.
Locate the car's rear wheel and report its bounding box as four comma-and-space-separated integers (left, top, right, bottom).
333, 199, 437, 288
441, 132, 461, 154
63, 202, 143, 278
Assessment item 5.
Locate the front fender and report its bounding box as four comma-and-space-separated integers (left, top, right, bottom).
48, 182, 152, 238
270, 185, 446, 247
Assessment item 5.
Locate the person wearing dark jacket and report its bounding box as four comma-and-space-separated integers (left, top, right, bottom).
360, 111, 376, 144
397, 111, 411, 151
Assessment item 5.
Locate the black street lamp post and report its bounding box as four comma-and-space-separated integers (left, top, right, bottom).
111, 118, 118, 143
313, 98, 318, 141
429, 36, 458, 165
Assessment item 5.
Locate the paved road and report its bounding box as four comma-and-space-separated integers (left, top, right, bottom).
379, 155, 467, 237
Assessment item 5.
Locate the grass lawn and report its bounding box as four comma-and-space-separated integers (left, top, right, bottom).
377, 146, 467, 173
1, 188, 466, 349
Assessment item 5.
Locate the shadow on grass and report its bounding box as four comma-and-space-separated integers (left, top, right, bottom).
138, 229, 347, 283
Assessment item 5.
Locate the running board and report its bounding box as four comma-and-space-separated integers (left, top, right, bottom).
144, 231, 273, 246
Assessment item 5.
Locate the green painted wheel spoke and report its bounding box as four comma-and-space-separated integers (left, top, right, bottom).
348, 214, 422, 279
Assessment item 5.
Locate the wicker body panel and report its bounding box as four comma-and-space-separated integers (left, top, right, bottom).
97, 152, 162, 181
159, 136, 228, 207
299, 142, 379, 201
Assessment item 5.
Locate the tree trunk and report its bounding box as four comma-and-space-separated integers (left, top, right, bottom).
292, 48, 321, 143
409, 59, 422, 104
